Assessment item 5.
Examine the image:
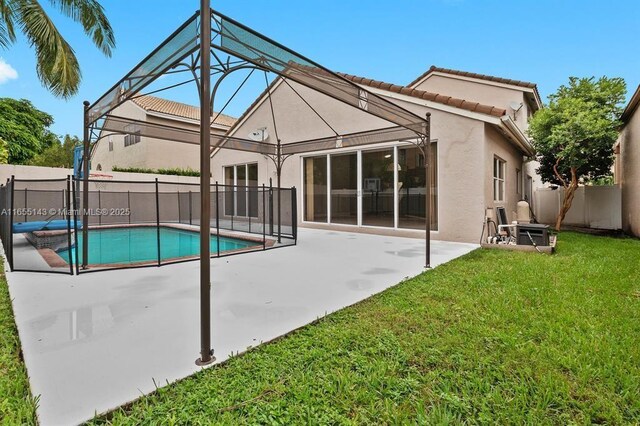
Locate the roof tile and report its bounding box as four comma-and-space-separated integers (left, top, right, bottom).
131, 95, 237, 127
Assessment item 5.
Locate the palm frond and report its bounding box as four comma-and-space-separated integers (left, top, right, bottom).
47, 0, 115, 56
16, 0, 80, 98
0, 0, 17, 48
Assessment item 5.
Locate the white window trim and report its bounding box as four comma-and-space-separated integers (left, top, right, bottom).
299, 141, 439, 232
493, 156, 506, 203
222, 162, 259, 218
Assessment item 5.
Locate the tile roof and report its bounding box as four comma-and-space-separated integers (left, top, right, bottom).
409, 65, 538, 90
337, 72, 507, 117
226, 70, 506, 137
131, 95, 237, 127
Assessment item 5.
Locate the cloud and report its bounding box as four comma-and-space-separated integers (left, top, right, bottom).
0, 58, 18, 84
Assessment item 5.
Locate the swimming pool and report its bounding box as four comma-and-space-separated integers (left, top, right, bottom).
58, 226, 261, 266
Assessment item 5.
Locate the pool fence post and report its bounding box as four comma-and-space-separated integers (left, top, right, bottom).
248, 186, 251, 234
269, 178, 273, 236
215, 182, 220, 257
9, 175, 14, 271
196, 0, 214, 366
81, 100, 90, 269
262, 183, 266, 250
71, 176, 80, 275
177, 190, 181, 224
188, 190, 192, 225
66, 176, 74, 275
155, 178, 161, 266
97, 188, 102, 226
292, 186, 297, 244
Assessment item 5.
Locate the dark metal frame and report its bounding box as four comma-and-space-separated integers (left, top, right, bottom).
80, 1, 431, 365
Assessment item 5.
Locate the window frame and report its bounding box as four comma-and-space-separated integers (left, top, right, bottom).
222, 162, 259, 218
493, 156, 506, 202
124, 131, 141, 147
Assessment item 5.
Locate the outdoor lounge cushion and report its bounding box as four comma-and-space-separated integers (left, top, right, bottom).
13, 220, 82, 233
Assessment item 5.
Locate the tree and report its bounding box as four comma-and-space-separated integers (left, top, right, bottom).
0, 137, 8, 164
0, 97, 59, 164
528, 77, 626, 231
29, 134, 78, 167
0, 0, 115, 98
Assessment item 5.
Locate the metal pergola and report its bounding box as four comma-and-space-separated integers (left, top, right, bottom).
82, 0, 432, 365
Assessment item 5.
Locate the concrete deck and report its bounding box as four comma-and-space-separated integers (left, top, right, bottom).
5, 228, 477, 425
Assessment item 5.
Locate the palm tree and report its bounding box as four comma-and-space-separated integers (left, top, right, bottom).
0, 0, 115, 98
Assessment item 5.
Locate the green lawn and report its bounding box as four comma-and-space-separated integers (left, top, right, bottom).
2, 232, 640, 425
0, 264, 37, 425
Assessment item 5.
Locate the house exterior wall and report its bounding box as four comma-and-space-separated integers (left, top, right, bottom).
412, 74, 534, 131
91, 102, 228, 172
618, 106, 640, 237
484, 124, 524, 223
211, 81, 513, 243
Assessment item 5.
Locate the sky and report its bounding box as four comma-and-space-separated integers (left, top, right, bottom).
0, 0, 639, 138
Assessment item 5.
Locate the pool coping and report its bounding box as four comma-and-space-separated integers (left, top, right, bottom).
38, 223, 279, 270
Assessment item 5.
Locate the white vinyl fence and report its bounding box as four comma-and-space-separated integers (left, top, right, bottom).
535, 185, 621, 230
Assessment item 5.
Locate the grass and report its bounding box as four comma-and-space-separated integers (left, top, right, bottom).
2, 232, 639, 424
0, 264, 37, 425
86, 232, 640, 425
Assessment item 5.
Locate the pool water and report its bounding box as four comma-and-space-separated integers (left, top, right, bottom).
59, 226, 260, 266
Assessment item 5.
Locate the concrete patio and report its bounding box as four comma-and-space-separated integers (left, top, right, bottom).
5, 228, 477, 425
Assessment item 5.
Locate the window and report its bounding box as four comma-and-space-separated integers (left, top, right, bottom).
493, 157, 506, 202
223, 163, 258, 217
124, 132, 141, 147
516, 168, 522, 196
398, 142, 438, 231
108, 139, 113, 152
302, 143, 438, 230
303, 156, 327, 222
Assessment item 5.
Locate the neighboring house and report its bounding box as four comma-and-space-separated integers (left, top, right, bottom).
614, 84, 640, 237
210, 66, 542, 243
92, 95, 236, 171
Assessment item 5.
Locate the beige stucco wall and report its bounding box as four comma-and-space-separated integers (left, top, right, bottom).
484, 125, 525, 223
0, 164, 201, 185
618, 108, 640, 236
91, 102, 228, 172
211, 80, 526, 243
412, 74, 534, 131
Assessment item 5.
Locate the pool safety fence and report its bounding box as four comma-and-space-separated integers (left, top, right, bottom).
0, 175, 297, 275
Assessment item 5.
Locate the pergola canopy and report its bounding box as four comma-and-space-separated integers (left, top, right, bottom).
86, 9, 428, 156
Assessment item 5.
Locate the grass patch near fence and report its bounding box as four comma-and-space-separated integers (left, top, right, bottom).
0, 264, 37, 425
88, 232, 640, 425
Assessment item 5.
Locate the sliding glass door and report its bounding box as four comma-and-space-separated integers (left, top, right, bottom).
303, 156, 327, 222
303, 143, 437, 230
362, 149, 394, 228
223, 163, 258, 218
398, 143, 437, 230
330, 153, 357, 225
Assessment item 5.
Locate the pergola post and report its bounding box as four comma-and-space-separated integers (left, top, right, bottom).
81, 101, 90, 269
424, 112, 431, 269
196, 0, 214, 366
276, 139, 282, 244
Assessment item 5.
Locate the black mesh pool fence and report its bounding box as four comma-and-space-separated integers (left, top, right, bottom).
0, 176, 296, 275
